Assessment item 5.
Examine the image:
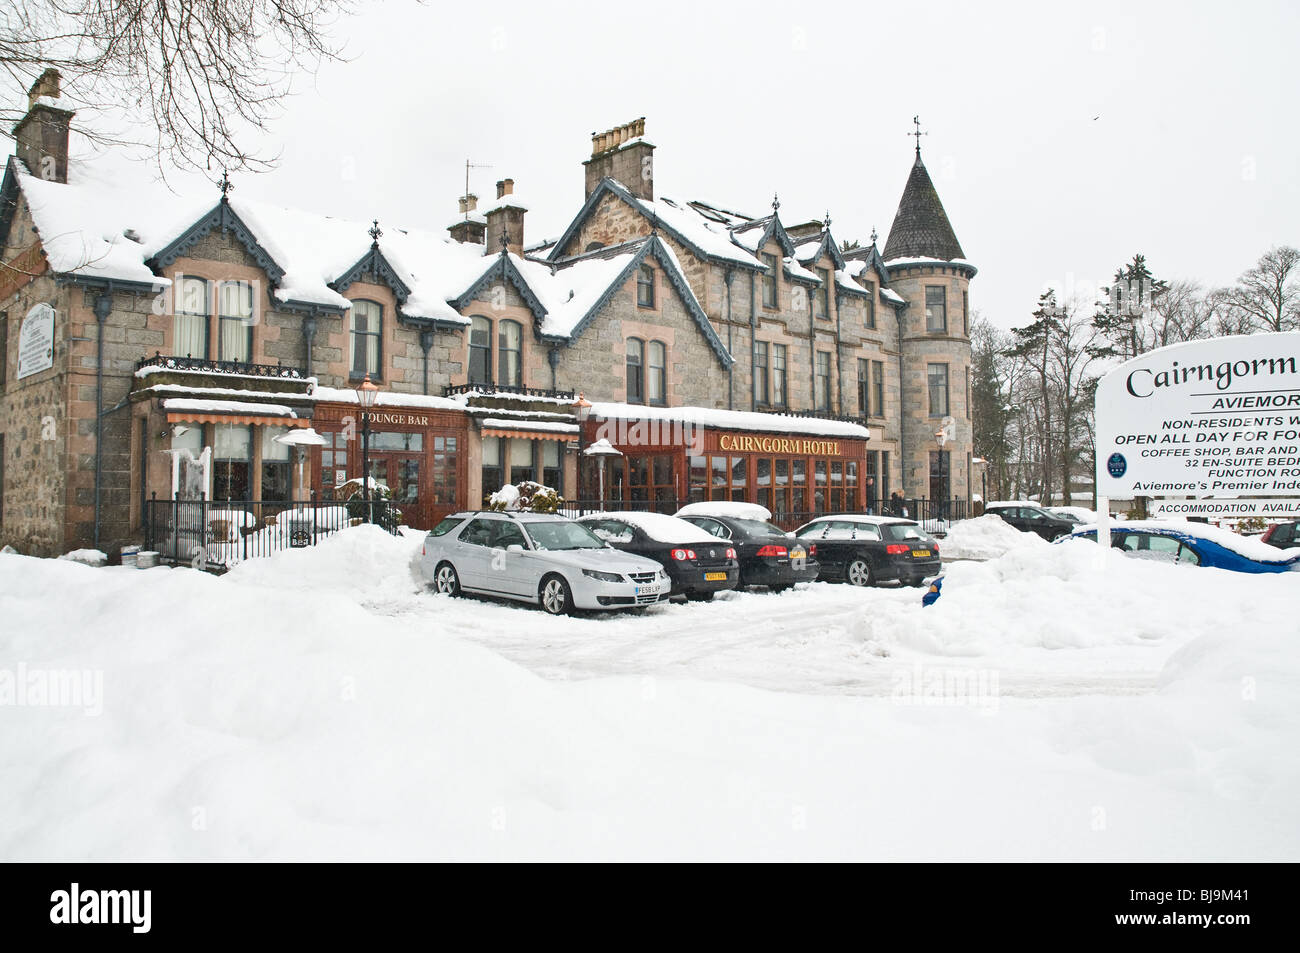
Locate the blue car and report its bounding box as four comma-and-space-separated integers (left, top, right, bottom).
1060, 521, 1300, 574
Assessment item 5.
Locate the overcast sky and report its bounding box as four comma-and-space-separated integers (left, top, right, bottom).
66, 0, 1300, 330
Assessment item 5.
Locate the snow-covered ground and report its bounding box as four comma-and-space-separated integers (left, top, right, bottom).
1, 526, 1296, 861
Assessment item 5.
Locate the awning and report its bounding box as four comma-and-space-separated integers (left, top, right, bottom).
163, 397, 309, 428
479, 417, 578, 442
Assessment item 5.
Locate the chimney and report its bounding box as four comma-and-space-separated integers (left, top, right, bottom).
484, 177, 526, 257
583, 117, 654, 201
448, 192, 486, 246
12, 68, 74, 184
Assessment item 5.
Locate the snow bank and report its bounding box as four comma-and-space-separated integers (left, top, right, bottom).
675, 501, 772, 522
941, 515, 1047, 560
860, 536, 1300, 656
58, 549, 108, 567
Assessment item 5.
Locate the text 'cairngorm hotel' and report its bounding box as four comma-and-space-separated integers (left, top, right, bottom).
0, 71, 975, 557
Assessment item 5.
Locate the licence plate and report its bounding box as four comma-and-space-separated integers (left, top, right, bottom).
704, 572, 727, 581
790, 548, 806, 559
913, 550, 930, 558
636, 585, 658, 596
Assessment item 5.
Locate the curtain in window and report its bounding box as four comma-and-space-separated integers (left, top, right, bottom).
498, 320, 522, 387
175, 276, 208, 358
218, 282, 253, 362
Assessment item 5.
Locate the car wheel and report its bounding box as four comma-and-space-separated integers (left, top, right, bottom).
684, 590, 715, 602
433, 562, 461, 596
539, 574, 574, 616
770, 584, 792, 593
845, 558, 874, 587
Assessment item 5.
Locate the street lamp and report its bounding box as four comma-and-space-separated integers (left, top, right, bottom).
356, 374, 380, 521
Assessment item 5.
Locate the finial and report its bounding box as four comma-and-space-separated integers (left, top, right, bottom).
870, 226, 878, 245
499, 228, 509, 254
910, 115, 928, 156
368, 219, 382, 243
772, 193, 780, 214
217, 170, 233, 200
823, 210, 831, 230
650, 210, 658, 236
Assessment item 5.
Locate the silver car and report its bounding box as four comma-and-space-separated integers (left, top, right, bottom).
420, 511, 671, 615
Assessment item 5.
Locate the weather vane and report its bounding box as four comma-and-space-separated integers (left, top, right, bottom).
910, 115, 927, 156
368, 219, 382, 242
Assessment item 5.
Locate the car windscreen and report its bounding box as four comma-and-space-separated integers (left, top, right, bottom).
524, 520, 606, 551
883, 522, 928, 542
428, 516, 463, 537
729, 518, 789, 537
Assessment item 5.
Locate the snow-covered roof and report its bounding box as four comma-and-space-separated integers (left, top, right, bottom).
579, 511, 719, 544
479, 418, 578, 435
162, 397, 301, 417
309, 385, 465, 412
587, 402, 871, 439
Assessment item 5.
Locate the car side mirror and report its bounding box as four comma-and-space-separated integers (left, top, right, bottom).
506, 544, 524, 553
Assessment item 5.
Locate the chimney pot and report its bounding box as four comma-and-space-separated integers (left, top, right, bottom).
466, 193, 478, 212
502, 177, 514, 196
458, 196, 469, 214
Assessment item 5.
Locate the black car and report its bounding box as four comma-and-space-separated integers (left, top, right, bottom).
983, 502, 1075, 541
794, 515, 941, 587
677, 513, 820, 591
577, 512, 740, 601
1261, 520, 1300, 550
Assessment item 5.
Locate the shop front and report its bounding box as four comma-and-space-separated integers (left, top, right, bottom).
579, 408, 872, 529
311, 402, 469, 530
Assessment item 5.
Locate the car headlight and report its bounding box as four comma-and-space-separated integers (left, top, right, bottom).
582, 568, 624, 583
658, 569, 669, 579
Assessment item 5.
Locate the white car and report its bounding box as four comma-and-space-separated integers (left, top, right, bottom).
419, 511, 671, 615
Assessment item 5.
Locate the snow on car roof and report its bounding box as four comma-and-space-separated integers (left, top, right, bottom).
800, 513, 913, 526
984, 500, 1043, 508
1074, 519, 1300, 563
580, 511, 719, 544
674, 501, 773, 522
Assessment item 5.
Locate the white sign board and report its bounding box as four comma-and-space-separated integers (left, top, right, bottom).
1148, 498, 1300, 519
16, 303, 55, 379
1095, 332, 1300, 498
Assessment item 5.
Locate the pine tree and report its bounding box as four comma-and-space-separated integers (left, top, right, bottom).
1091, 254, 1168, 360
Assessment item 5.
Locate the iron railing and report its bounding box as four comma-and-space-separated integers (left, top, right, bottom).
443, 382, 576, 400
757, 408, 870, 427
136, 352, 306, 379
144, 495, 399, 572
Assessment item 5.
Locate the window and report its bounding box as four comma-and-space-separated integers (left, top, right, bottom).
966, 365, 971, 414
857, 358, 869, 417
925, 285, 947, 333
772, 343, 787, 407
647, 340, 666, 405
509, 439, 535, 486
754, 341, 769, 405
261, 425, 291, 503
213, 423, 252, 500
928, 363, 949, 417
350, 299, 382, 379
871, 359, 884, 417
962, 290, 969, 336
481, 436, 503, 498
218, 281, 254, 363
626, 338, 645, 404
175, 276, 208, 359
637, 265, 655, 308
498, 319, 522, 388
761, 253, 778, 308
468, 316, 492, 385
864, 281, 876, 329
815, 268, 830, 318
542, 440, 563, 494
815, 350, 831, 411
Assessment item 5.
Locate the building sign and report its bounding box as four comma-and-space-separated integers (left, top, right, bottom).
1149, 498, 1300, 519
717, 433, 844, 456
368, 412, 431, 427
1095, 333, 1300, 498
17, 303, 55, 379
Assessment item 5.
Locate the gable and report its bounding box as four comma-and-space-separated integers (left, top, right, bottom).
149, 199, 286, 284
333, 244, 412, 305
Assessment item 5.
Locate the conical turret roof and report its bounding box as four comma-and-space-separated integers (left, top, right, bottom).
882, 153, 965, 262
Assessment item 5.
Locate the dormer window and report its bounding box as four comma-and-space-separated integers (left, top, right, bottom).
174, 276, 209, 359
218, 281, 254, 363
864, 281, 876, 329
761, 253, 778, 308
349, 299, 382, 379
815, 267, 829, 318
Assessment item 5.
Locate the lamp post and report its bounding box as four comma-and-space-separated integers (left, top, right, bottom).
356, 374, 379, 522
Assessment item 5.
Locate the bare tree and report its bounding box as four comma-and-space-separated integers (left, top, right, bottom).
1219, 245, 1300, 333
1, 1, 354, 173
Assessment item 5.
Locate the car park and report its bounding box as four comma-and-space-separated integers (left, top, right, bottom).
675, 505, 820, 591
983, 501, 1076, 541
1061, 520, 1300, 574
1261, 520, 1300, 550
420, 511, 671, 614
577, 511, 740, 601
792, 514, 941, 587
